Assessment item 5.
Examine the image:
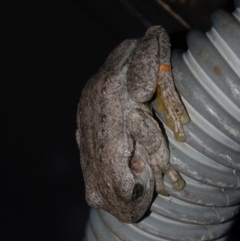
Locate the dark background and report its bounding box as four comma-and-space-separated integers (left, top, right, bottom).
1, 0, 239, 240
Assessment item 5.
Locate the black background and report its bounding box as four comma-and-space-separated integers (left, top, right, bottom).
1, 0, 239, 240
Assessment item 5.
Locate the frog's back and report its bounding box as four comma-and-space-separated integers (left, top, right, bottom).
77, 39, 139, 195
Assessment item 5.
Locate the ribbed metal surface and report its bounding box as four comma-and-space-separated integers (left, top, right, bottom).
84, 3, 240, 241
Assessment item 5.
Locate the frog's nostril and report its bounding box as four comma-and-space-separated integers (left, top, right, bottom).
129, 158, 145, 174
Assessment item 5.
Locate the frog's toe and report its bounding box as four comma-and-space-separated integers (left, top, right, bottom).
172, 178, 186, 191
174, 131, 186, 142
155, 182, 168, 196
154, 173, 169, 196
157, 188, 169, 197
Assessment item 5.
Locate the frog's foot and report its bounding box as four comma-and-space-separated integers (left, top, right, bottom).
157, 65, 190, 142
153, 163, 185, 195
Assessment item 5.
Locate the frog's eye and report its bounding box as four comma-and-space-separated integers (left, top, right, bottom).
132, 183, 143, 201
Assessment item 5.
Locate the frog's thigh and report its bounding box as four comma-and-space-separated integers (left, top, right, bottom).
126, 44, 159, 102
127, 72, 157, 103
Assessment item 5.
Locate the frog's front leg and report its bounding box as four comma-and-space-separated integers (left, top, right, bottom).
127, 108, 185, 196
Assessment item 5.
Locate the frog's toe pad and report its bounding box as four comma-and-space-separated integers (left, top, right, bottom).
181, 112, 190, 124
172, 178, 186, 191
174, 132, 186, 142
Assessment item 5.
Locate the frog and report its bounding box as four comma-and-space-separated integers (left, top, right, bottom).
76, 26, 189, 223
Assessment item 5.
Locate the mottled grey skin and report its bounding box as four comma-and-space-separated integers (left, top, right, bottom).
76, 26, 186, 223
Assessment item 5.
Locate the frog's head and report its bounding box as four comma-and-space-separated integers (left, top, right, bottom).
84, 141, 154, 223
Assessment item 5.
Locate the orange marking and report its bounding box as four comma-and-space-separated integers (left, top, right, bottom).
159, 64, 172, 72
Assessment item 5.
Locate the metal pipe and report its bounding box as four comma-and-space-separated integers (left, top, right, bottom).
84, 2, 240, 240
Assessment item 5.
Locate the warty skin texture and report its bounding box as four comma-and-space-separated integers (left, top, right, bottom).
76, 26, 188, 223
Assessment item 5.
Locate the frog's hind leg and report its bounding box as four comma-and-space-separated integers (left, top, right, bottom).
126, 26, 189, 142
156, 27, 190, 142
